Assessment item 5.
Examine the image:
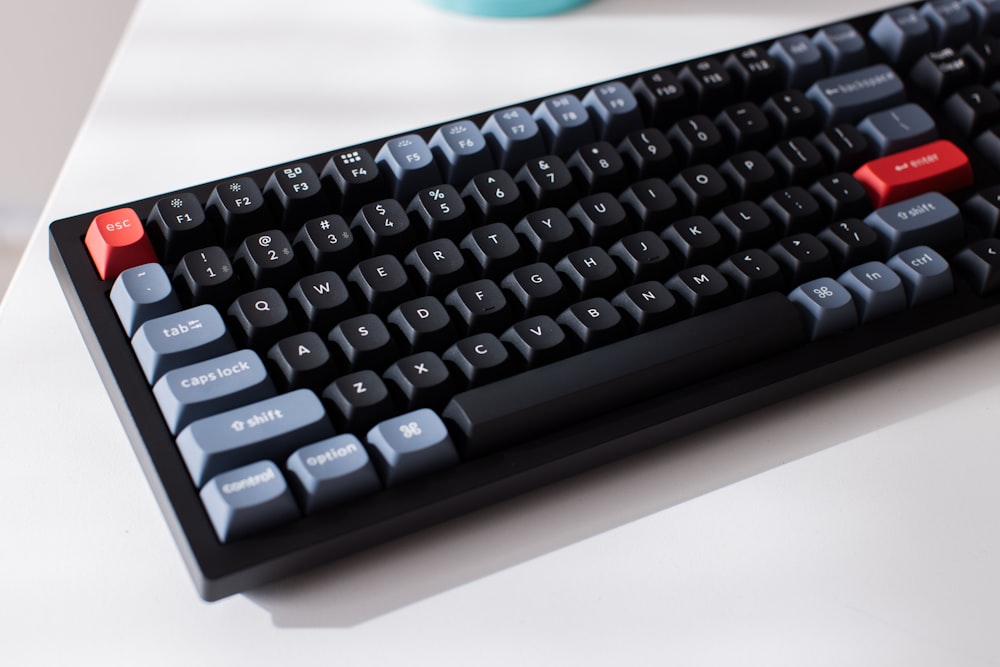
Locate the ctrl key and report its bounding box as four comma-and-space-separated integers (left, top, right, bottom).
199, 460, 298, 543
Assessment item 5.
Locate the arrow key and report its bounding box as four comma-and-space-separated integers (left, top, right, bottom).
954, 238, 1000, 295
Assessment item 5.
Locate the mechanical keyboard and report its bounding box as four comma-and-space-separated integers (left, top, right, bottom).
48, 0, 1000, 600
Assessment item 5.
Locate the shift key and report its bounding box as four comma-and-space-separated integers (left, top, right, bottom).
176, 389, 334, 487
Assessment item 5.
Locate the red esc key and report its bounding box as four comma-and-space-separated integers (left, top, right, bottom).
853, 139, 973, 208
84, 208, 158, 280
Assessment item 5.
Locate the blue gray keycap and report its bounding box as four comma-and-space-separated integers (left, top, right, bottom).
533, 93, 594, 155
812, 23, 869, 73
768, 34, 826, 89
199, 460, 299, 542
176, 388, 334, 486
864, 192, 963, 254
376, 134, 442, 202
110, 263, 181, 336
857, 103, 938, 155
482, 106, 545, 170
837, 261, 907, 323
286, 435, 381, 513
806, 64, 907, 126
788, 278, 858, 340
131, 304, 234, 383
429, 120, 495, 184
366, 408, 458, 487
152, 349, 275, 434
887, 245, 954, 305
582, 81, 643, 144
869, 7, 936, 64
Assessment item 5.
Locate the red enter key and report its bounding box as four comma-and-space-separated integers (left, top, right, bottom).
84, 207, 158, 280
853, 139, 973, 208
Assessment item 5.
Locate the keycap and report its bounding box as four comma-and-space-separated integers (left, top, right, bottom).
110, 263, 181, 336
146, 193, 211, 262
366, 409, 458, 487
870, 7, 936, 64
812, 23, 869, 73
953, 237, 1000, 293
131, 304, 234, 383
853, 139, 973, 206
768, 34, 826, 90
200, 460, 299, 542
788, 278, 858, 339
886, 245, 954, 304
837, 261, 907, 322
857, 103, 938, 155
286, 435, 381, 513
429, 120, 495, 185
805, 64, 907, 126
863, 191, 964, 254
533, 93, 595, 156
376, 134, 442, 203
482, 106, 545, 170
85, 208, 158, 281
207, 177, 271, 245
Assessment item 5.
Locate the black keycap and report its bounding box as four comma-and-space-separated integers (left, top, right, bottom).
500, 315, 569, 368
817, 218, 883, 269
555, 246, 623, 298
954, 238, 1000, 294
608, 231, 673, 282
287, 271, 355, 333
207, 176, 272, 245
407, 184, 469, 240
500, 262, 568, 316
943, 85, 1000, 136
679, 58, 737, 112
227, 288, 295, 350
718, 248, 786, 298
719, 150, 779, 200
667, 115, 726, 166
173, 246, 240, 307
567, 141, 628, 194
557, 297, 625, 350
763, 91, 821, 138
618, 128, 677, 180
963, 185, 1000, 236
618, 178, 682, 231
762, 187, 825, 234
267, 331, 336, 392
328, 313, 398, 371
146, 192, 212, 262
445, 279, 511, 334
460, 222, 523, 278
351, 199, 414, 255
670, 164, 731, 214
443, 293, 804, 457
383, 351, 453, 410
443, 333, 511, 387
768, 138, 827, 186
462, 169, 523, 223
515, 155, 579, 209
961, 36, 1000, 80
514, 208, 578, 263
386, 296, 455, 353
910, 47, 976, 99
611, 281, 680, 332
264, 163, 327, 227
661, 216, 728, 266
567, 193, 631, 246
631, 68, 692, 127
715, 103, 772, 151
921, 0, 976, 47
712, 201, 778, 250
347, 255, 413, 313
404, 238, 469, 295
666, 265, 733, 313
814, 123, 872, 172
322, 369, 396, 432
809, 173, 872, 220
233, 230, 298, 291
321, 148, 386, 215
768, 233, 835, 284
724, 47, 783, 100
292, 215, 359, 274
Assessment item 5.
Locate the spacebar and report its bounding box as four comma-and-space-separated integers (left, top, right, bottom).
443, 292, 806, 458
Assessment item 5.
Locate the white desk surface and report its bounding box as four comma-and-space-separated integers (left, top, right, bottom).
3, 0, 999, 663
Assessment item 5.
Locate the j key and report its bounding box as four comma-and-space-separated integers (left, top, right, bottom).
323, 370, 396, 433
110, 263, 181, 336
762, 187, 825, 234
611, 281, 681, 332
618, 178, 682, 231
679, 58, 737, 112
428, 120, 495, 186
715, 103, 772, 152
719, 150, 779, 200
556, 246, 623, 299
383, 351, 453, 411
405, 238, 469, 294
567, 141, 628, 194
293, 215, 359, 274
500, 315, 569, 367
582, 81, 643, 144
670, 164, 730, 214
814, 123, 872, 172
863, 191, 964, 254
921, 0, 976, 47
805, 64, 907, 126
667, 115, 726, 166
557, 297, 625, 350
321, 148, 386, 215
286, 435, 381, 514
723, 47, 783, 100
347, 255, 413, 313
769, 233, 835, 284
206, 176, 271, 245
352, 199, 415, 255
943, 85, 1000, 136
762, 90, 821, 138
567, 193, 631, 246
809, 172, 872, 220
858, 103, 939, 156
661, 216, 728, 267
533, 93, 595, 156
227, 288, 295, 350
500, 263, 568, 316
712, 201, 778, 249
445, 279, 511, 334
365, 409, 458, 488
152, 349, 274, 433
631, 68, 693, 127
267, 331, 337, 392
444, 292, 804, 457
717, 248, 785, 298
386, 296, 455, 353
376, 134, 442, 204
853, 139, 972, 207
176, 389, 333, 487
608, 230, 673, 282
146, 193, 212, 263
910, 47, 975, 99
618, 128, 677, 180
462, 169, 522, 223
407, 184, 469, 240
200, 460, 299, 543
264, 162, 327, 226
666, 265, 733, 314
461, 222, 523, 278
443, 332, 511, 387
869, 7, 936, 65
328, 313, 398, 371
514, 208, 578, 262
515, 155, 578, 210
233, 230, 298, 291
818, 218, 883, 269
131, 304, 234, 383
482, 106, 546, 171
768, 34, 826, 90
173, 246, 240, 308
812, 22, 869, 74
288, 271, 355, 332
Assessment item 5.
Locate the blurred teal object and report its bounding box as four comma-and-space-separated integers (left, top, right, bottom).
426, 0, 592, 17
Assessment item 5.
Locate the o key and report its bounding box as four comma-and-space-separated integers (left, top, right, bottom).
85, 207, 158, 280
853, 139, 973, 208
